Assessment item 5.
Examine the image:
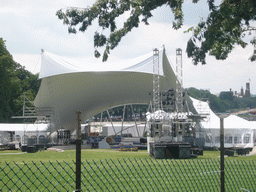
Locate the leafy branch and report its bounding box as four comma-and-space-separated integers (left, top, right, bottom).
57, 0, 256, 64
186, 0, 256, 64
56, 0, 186, 61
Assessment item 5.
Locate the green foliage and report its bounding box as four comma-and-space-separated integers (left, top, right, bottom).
56, 0, 186, 61
233, 96, 256, 109
187, 87, 256, 113
219, 91, 234, 101
188, 87, 225, 112
0, 38, 40, 123
0, 38, 18, 122
187, 0, 256, 64
208, 93, 228, 112
57, 0, 256, 64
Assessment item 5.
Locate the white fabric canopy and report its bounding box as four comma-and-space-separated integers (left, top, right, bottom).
39, 50, 164, 79
224, 115, 256, 129
0, 124, 48, 132
191, 97, 256, 148
191, 97, 256, 129
34, 48, 177, 131
190, 97, 220, 129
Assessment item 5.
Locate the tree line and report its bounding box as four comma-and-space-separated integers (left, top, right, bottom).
187, 87, 256, 113
0, 38, 40, 123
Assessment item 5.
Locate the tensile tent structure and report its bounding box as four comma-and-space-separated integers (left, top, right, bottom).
34, 48, 181, 132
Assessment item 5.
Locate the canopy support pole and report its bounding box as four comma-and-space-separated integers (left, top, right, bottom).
107, 109, 116, 136
131, 104, 139, 137
121, 105, 126, 137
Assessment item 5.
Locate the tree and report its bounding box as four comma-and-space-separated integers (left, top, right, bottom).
56, 0, 256, 64
56, 0, 196, 61
0, 38, 19, 122
219, 91, 234, 101
12, 66, 41, 119
187, 87, 256, 113
186, 0, 256, 64
0, 38, 41, 122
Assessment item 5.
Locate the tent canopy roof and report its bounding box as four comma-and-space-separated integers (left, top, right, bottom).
224, 115, 256, 129
191, 97, 256, 129
39, 49, 164, 79
0, 124, 48, 132
35, 48, 177, 131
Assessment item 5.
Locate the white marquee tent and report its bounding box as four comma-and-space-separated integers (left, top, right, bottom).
33, 47, 256, 149
0, 124, 48, 132
34, 48, 178, 131
191, 98, 256, 148
0, 124, 49, 145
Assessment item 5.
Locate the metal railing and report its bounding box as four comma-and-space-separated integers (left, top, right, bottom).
1, 158, 256, 191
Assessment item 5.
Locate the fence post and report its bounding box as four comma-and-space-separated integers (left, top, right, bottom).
220, 117, 225, 192
75, 111, 82, 192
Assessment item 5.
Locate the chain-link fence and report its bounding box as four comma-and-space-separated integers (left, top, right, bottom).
1, 158, 256, 191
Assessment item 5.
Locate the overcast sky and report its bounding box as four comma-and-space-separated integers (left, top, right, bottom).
1, 0, 256, 94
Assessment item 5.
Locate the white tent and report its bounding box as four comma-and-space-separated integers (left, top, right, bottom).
191, 98, 256, 148
0, 124, 49, 145
33, 48, 256, 148
34, 48, 178, 131
0, 123, 48, 132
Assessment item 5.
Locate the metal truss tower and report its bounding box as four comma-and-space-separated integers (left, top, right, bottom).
12, 94, 53, 124
176, 48, 183, 113
153, 48, 160, 112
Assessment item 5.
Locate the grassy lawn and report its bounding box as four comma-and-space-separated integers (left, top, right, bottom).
1, 148, 256, 162
0, 149, 149, 163
1, 149, 256, 191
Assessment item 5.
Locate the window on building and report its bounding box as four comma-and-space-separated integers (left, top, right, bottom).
225, 135, 233, 144
31, 135, 38, 144
234, 135, 242, 144
16, 135, 21, 142
244, 134, 251, 144
39, 135, 46, 144
215, 136, 220, 143
23, 135, 28, 144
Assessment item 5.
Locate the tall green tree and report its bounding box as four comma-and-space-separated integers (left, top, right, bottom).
0, 38, 40, 122
56, 0, 256, 64
219, 91, 234, 101
0, 38, 19, 122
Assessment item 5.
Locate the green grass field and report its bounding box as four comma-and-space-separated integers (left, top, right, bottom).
0, 149, 149, 163
1, 149, 256, 191
1, 148, 256, 163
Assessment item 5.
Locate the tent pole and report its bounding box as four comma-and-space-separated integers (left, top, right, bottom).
121, 105, 126, 137
131, 104, 139, 137
107, 109, 116, 136
100, 111, 103, 132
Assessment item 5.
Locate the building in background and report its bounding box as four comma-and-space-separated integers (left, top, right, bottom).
244, 82, 251, 97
